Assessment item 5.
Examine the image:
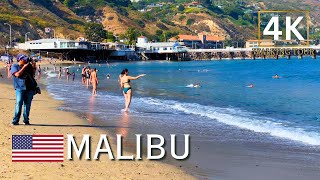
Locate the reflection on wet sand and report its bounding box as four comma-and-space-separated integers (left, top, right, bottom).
116, 112, 130, 138
87, 96, 96, 124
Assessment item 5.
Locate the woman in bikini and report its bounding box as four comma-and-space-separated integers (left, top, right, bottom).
120, 68, 146, 112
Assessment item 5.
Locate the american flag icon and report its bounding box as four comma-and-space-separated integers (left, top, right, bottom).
12, 135, 64, 162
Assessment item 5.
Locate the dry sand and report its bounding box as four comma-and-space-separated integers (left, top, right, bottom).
0, 81, 195, 179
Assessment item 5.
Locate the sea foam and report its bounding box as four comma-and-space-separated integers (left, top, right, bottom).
140, 97, 320, 146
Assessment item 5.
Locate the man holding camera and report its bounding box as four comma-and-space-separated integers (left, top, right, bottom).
11, 54, 37, 125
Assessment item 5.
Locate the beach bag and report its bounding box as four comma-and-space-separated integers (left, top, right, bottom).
25, 72, 41, 95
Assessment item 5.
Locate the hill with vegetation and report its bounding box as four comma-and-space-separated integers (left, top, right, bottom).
0, 0, 319, 47
0, 0, 85, 46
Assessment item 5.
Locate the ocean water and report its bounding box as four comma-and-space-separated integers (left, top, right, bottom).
45, 58, 320, 146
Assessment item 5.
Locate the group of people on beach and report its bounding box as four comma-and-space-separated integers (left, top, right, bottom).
80, 66, 99, 96
6, 53, 147, 126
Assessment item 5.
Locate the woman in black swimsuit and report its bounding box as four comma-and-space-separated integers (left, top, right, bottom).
85, 67, 91, 88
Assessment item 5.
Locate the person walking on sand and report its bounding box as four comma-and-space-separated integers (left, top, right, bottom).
11, 54, 37, 125
91, 68, 98, 96
120, 68, 146, 112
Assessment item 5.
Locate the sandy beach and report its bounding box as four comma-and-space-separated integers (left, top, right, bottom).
0, 73, 194, 179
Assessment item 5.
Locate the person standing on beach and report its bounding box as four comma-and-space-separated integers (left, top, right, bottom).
66, 68, 71, 81
37, 64, 41, 80
58, 67, 62, 79
91, 68, 98, 96
11, 54, 36, 125
72, 71, 76, 81
120, 68, 146, 112
81, 66, 86, 84
6, 62, 12, 78
85, 67, 91, 88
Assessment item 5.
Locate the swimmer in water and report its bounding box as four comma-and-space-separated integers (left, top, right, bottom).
247, 84, 254, 88
193, 83, 201, 88
106, 74, 110, 79
273, 74, 280, 79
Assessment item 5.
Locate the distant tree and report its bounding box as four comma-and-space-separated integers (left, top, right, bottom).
186, 19, 195, 26
106, 31, 115, 42
223, 5, 244, 20
84, 23, 107, 42
119, 27, 140, 45
178, 5, 185, 11
63, 0, 76, 7
224, 39, 233, 47
106, 0, 131, 7
199, 0, 212, 6
179, 15, 186, 22
156, 30, 163, 37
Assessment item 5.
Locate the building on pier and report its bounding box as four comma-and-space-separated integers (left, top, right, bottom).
245, 39, 274, 48
136, 36, 189, 60
17, 39, 89, 50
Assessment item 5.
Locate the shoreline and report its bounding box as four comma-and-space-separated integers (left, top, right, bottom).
0, 69, 195, 179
